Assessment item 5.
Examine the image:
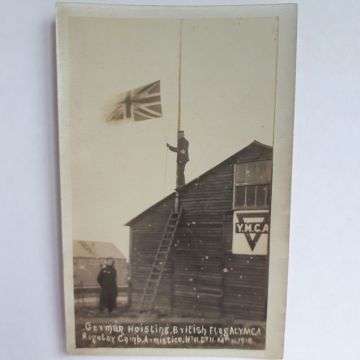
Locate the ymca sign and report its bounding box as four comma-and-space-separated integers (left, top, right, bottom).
232, 210, 270, 255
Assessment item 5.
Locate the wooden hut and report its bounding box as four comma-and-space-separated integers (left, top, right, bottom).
126, 141, 272, 321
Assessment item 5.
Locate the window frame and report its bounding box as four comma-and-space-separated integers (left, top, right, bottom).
233, 160, 272, 210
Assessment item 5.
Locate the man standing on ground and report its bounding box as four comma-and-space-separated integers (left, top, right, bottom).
97, 257, 118, 314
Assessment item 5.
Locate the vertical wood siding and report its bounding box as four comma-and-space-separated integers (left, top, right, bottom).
128, 142, 272, 320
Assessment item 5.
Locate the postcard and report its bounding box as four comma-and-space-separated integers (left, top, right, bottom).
56, 3, 297, 357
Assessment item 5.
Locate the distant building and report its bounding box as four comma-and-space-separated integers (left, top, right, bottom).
73, 240, 128, 308
126, 141, 272, 320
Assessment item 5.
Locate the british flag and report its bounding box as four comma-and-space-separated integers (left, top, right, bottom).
109, 80, 162, 122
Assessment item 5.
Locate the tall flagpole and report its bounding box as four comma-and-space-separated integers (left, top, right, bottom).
175, 19, 183, 212
177, 19, 183, 132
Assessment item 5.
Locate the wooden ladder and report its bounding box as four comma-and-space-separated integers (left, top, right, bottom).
139, 208, 183, 313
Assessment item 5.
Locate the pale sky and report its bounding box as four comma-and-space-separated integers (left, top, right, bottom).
68, 17, 278, 259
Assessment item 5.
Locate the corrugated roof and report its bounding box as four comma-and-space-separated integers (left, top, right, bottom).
125, 140, 272, 226
73, 240, 126, 259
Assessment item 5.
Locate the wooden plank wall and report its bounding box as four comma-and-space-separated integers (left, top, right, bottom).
223, 254, 268, 320
222, 212, 268, 320
128, 143, 272, 320
130, 199, 174, 313
172, 221, 224, 318
179, 163, 234, 215
170, 162, 233, 317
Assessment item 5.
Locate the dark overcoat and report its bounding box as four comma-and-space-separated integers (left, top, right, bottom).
97, 265, 118, 312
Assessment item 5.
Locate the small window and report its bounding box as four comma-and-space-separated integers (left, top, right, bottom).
234, 184, 271, 209
246, 185, 256, 207
234, 161, 272, 186
233, 161, 272, 209
256, 185, 268, 206
235, 186, 246, 207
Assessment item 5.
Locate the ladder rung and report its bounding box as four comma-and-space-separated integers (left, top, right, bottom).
158, 249, 169, 253
153, 262, 164, 267
154, 260, 165, 265
150, 268, 162, 273
140, 209, 182, 312
151, 268, 163, 273
145, 285, 157, 290
155, 258, 166, 263
145, 287, 154, 296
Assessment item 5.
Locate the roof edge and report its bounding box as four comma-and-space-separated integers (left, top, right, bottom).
124, 192, 175, 226
73, 240, 126, 259
125, 140, 272, 226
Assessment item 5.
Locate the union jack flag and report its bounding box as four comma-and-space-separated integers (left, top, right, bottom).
109, 80, 162, 122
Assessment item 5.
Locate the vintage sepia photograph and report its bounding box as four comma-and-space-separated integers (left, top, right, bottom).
56, 4, 296, 357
